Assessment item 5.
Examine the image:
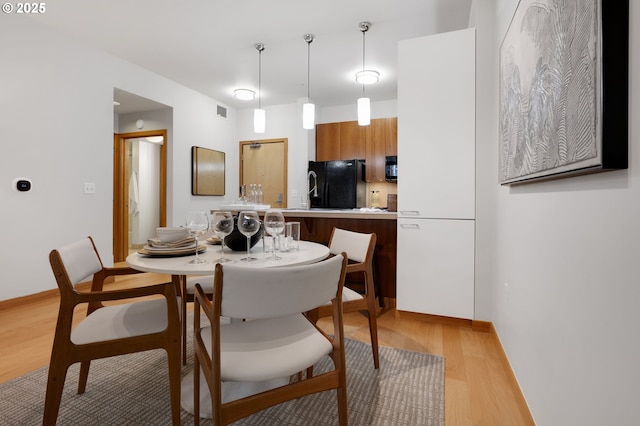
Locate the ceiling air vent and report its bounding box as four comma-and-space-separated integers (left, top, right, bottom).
217, 105, 227, 119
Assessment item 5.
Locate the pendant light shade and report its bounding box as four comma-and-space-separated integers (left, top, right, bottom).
254, 108, 266, 133
302, 34, 315, 130
254, 43, 266, 134
303, 102, 315, 129
357, 21, 372, 127
357, 97, 370, 126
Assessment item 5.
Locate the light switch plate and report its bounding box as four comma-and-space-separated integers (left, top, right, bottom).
83, 183, 96, 194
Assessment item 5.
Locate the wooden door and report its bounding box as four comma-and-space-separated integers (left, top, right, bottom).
113, 130, 167, 262
240, 139, 288, 208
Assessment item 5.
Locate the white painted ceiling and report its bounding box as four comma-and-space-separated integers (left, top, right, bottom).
29, 0, 472, 113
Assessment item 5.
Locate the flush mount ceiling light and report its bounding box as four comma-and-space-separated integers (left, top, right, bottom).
355, 69, 380, 85
234, 89, 255, 101
254, 42, 266, 133
357, 21, 372, 126
302, 33, 315, 130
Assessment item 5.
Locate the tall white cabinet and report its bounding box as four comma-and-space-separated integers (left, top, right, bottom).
396, 28, 476, 319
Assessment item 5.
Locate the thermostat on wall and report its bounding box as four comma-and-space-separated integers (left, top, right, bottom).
13, 178, 32, 192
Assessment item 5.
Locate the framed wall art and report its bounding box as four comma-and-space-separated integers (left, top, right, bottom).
499, 0, 628, 185
191, 146, 225, 195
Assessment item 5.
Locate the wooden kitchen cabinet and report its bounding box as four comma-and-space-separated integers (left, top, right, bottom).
339, 121, 365, 160
366, 117, 397, 181
316, 117, 397, 182
315, 122, 340, 161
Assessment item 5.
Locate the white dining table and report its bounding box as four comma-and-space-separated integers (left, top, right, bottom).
126, 239, 330, 275
125, 239, 331, 419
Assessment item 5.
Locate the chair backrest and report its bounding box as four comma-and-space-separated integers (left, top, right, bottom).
329, 228, 376, 264
51, 237, 103, 287
216, 254, 346, 320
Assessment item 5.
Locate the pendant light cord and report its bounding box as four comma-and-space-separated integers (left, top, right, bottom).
258, 48, 262, 109
303, 34, 314, 101
307, 40, 311, 99
254, 42, 265, 110
360, 22, 369, 95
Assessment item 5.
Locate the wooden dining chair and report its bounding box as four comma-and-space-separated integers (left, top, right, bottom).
192, 253, 349, 426
308, 227, 380, 369
181, 274, 214, 364
44, 236, 181, 426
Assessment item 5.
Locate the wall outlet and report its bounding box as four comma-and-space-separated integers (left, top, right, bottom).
83, 182, 96, 194
291, 190, 298, 197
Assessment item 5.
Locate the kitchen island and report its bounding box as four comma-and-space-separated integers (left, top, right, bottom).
282, 209, 397, 302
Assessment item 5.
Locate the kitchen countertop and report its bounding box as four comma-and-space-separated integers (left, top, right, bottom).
282, 208, 397, 220
211, 206, 397, 220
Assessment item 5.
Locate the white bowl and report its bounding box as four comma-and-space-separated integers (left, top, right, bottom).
156, 227, 189, 242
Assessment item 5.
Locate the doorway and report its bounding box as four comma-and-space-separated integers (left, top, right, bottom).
239, 138, 288, 208
113, 130, 167, 262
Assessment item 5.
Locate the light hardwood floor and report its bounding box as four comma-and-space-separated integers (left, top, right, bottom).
0, 270, 534, 425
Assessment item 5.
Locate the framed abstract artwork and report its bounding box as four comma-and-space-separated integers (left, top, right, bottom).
499, 0, 628, 185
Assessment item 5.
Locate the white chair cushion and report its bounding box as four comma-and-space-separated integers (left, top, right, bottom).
72, 298, 168, 345
200, 313, 333, 383
57, 238, 103, 285
185, 275, 214, 295
329, 229, 372, 263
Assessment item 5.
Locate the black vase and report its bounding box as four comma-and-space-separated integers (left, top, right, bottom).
224, 216, 263, 251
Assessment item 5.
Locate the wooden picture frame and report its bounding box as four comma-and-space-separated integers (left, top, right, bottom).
499, 0, 628, 185
191, 146, 225, 195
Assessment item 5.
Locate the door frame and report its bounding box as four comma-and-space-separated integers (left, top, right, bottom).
239, 138, 288, 208
113, 130, 167, 262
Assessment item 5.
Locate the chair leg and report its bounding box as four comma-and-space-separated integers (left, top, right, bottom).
167, 343, 182, 426
177, 275, 188, 366
336, 383, 349, 426
366, 309, 380, 369
42, 355, 70, 426
77, 361, 91, 394
365, 273, 380, 369
194, 356, 200, 426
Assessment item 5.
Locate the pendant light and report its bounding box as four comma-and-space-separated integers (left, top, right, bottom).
254, 42, 266, 133
357, 21, 371, 126
302, 33, 315, 130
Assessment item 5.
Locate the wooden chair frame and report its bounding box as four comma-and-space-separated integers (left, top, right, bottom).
193, 254, 349, 426
44, 236, 181, 425
308, 227, 380, 369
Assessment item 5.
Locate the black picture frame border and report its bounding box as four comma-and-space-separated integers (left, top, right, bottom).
499, 0, 628, 186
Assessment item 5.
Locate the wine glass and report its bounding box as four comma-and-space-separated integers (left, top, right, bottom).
263, 210, 285, 260
211, 211, 233, 263
185, 211, 209, 264
237, 211, 260, 262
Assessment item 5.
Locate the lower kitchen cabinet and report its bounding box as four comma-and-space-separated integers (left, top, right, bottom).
396, 218, 474, 319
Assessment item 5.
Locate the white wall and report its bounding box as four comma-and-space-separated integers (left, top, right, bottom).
0, 18, 237, 299
475, 0, 640, 424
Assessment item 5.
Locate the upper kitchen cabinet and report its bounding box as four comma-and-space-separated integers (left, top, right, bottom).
339, 121, 366, 160
316, 122, 340, 161
398, 29, 475, 219
366, 117, 397, 181
316, 118, 397, 182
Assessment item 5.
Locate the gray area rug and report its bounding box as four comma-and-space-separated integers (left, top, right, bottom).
0, 319, 444, 425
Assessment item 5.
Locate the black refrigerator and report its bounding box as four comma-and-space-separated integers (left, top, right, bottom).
308, 159, 366, 209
